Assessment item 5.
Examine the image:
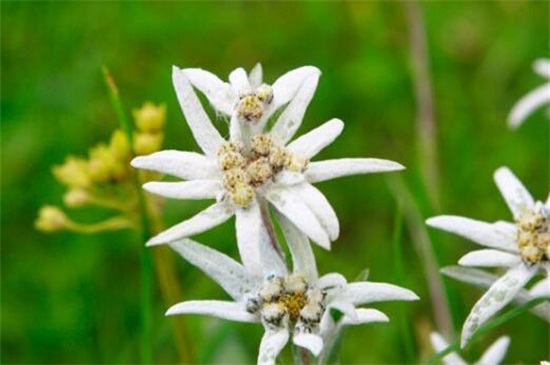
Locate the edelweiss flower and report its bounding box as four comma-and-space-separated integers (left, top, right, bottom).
427, 166, 550, 347
131, 64, 404, 267
165, 216, 418, 364
508, 58, 550, 129
430, 332, 510, 365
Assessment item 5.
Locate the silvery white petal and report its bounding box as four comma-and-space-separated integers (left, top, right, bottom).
305, 158, 405, 183
529, 277, 550, 298
493, 167, 536, 218
258, 329, 290, 365
131, 151, 219, 180
508, 82, 550, 129
166, 300, 258, 323
273, 170, 305, 186
277, 212, 318, 280
143, 180, 222, 200
270, 69, 321, 144
229, 67, 252, 95
461, 264, 537, 348
293, 333, 324, 357
429, 332, 466, 365
441, 266, 496, 288
266, 188, 330, 249
229, 114, 242, 142
271, 66, 320, 109
534, 58, 550, 78
183, 68, 236, 115
477, 336, 510, 365
286, 119, 344, 159
341, 308, 389, 326
287, 182, 339, 241
172, 67, 225, 156
327, 300, 357, 321
235, 201, 287, 278
317, 273, 347, 290
146, 200, 234, 246
249, 63, 263, 89
168, 238, 255, 301
458, 249, 521, 268
338, 282, 419, 306
426, 216, 517, 253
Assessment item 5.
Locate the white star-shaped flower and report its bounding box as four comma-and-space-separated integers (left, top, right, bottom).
165, 215, 418, 365
131, 64, 404, 270
508, 58, 550, 129
430, 332, 510, 365
427, 166, 550, 347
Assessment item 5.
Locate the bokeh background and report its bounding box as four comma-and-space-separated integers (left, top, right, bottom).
2, 1, 549, 364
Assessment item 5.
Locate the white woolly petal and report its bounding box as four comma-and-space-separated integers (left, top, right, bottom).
508, 83, 550, 129
534, 58, 550, 78
429, 332, 466, 365
172, 67, 225, 156
286, 119, 344, 159
257, 329, 290, 365
166, 300, 258, 323
477, 336, 510, 365
143, 180, 222, 200
529, 277, 550, 298
317, 273, 347, 291
271, 66, 320, 109
229, 114, 242, 143
293, 333, 324, 357
168, 238, 255, 301
235, 201, 286, 278
229, 67, 252, 95
458, 249, 521, 268
270, 69, 321, 144
460, 264, 537, 348
287, 183, 339, 241
183, 68, 236, 115
131, 151, 219, 180
249, 63, 263, 89
327, 300, 357, 321
146, 201, 234, 246
273, 170, 305, 186
493, 167, 536, 218
426, 216, 517, 253
266, 188, 331, 249
338, 282, 419, 306
277, 212, 318, 281
305, 158, 405, 183
341, 308, 389, 326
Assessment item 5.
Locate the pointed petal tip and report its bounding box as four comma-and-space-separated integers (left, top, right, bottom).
145, 236, 165, 247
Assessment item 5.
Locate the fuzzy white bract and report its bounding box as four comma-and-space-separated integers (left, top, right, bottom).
164, 215, 418, 365
131, 64, 404, 270
430, 332, 510, 365
427, 166, 550, 347
508, 58, 550, 129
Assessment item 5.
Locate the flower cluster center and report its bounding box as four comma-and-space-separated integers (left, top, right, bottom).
235, 84, 274, 122
246, 274, 325, 331
218, 135, 308, 207
516, 208, 550, 264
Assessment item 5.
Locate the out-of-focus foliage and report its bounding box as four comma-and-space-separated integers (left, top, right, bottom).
1, 1, 548, 363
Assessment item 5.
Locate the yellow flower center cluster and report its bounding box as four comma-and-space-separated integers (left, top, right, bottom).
218, 134, 308, 207
516, 209, 550, 264
235, 85, 274, 122
246, 274, 325, 330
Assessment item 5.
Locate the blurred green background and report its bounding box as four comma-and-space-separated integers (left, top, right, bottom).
2, 1, 549, 364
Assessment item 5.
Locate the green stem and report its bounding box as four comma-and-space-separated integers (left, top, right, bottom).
423, 297, 549, 365
392, 205, 416, 364
66, 216, 137, 233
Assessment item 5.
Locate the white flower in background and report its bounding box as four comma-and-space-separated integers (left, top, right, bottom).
430, 332, 510, 365
508, 58, 550, 129
165, 215, 418, 364
427, 166, 550, 347
131, 64, 404, 267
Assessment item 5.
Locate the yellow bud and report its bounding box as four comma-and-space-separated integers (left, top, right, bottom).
134, 132, 163, 156
63, 189, 90, 208
133, 102, 166, 133
109, 129, 131, 161
88, 144, 115, 183
35, 206, 68, 232
52, 157, 91, 188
